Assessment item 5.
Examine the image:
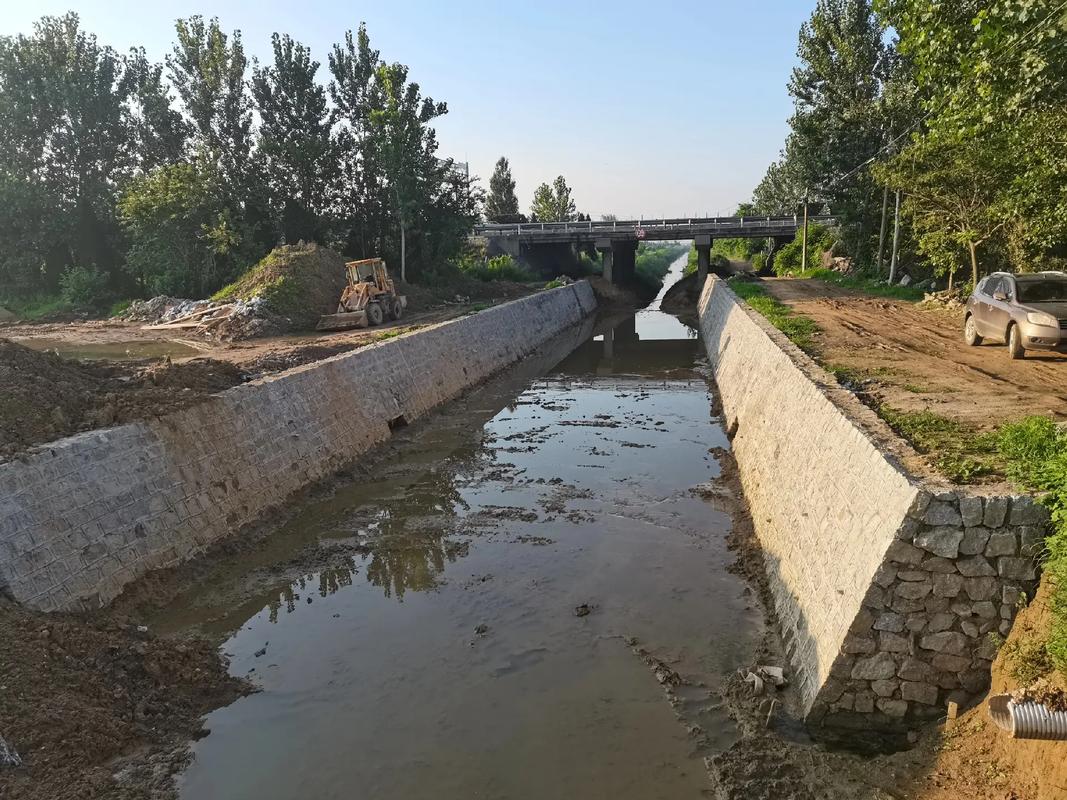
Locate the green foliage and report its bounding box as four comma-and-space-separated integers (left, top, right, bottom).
0, 13, 483, 304
59, 266, 110, 309
873, 1, 1067, 280
107, 299, 133, 318
772, 224, 837, 275
252, 32, 335, 243
633, 242, 687, 292
728, 279, 820, 351
455, 254, 534, 283
878, 406, 994, 483
486, 157, 521, 223
991, 416, 1067, 677
0, 293, 71, 320
801, 267, 926, 300
530, 176, 577, 223
119, 159, 252, 297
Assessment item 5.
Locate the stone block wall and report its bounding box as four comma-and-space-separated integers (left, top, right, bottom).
697, 276, 1047, 728
0, 282, 597, 612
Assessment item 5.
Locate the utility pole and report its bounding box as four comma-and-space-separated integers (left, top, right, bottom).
888, 190, 901, 285
875, 185, 889, 274
800, 195, 810, 273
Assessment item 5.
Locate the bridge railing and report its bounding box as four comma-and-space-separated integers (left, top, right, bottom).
472, 215, 836, 237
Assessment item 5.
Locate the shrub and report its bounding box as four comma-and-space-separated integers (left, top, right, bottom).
773, 224, 837, 275
456, 254, 534, 282
59, 265, 110, 308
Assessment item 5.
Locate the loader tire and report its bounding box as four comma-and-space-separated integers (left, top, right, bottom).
391, 298, 404, 320
367, 303, 384, 327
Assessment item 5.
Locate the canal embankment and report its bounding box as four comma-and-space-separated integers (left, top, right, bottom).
0, 282, 597, 613
698, 275, 1048, 731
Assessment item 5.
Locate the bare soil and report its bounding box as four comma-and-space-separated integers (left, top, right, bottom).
762, 278, 1067, 431
0, 599, 247, 800
0, 283, 540, 462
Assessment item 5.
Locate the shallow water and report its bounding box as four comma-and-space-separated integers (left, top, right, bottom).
171, 256, 762, 799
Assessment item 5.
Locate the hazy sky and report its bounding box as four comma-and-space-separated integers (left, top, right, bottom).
0, 0, 813, 218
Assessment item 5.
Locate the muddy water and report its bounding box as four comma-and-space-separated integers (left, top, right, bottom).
170, 258, 762, 799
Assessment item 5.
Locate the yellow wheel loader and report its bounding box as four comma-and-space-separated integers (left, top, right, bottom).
316, 258, 408, 332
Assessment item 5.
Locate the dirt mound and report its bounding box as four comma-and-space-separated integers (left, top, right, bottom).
0, 598, 247, 800
0, 339, 246, 461
587, 276, 644, 309
213, 243, 348, 331
659, 273, 701, 314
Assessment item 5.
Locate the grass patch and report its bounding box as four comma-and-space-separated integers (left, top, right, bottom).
990, 416, 1067, 677
728, 279, 819, 351
1002, 634, 1056, 684
797, 268, 926, 302
0, 293, 73, 320
878, 406, 996, 483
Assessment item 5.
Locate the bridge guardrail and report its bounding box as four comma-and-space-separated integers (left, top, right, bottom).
472, 215, 836, 237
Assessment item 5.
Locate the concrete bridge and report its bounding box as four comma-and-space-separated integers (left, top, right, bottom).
473, 215, 835, 283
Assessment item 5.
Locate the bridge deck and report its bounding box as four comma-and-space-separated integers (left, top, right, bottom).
473, 215, 834, 243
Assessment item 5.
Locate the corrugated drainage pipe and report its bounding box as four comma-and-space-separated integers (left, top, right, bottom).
989, 694, 1067, 740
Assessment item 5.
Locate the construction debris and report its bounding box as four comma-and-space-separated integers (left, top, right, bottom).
918, 289, 967, 312
124, 296, 275, 341
0, 734, 22, 768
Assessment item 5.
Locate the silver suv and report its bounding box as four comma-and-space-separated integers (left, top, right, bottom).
964, 271, 1067, 358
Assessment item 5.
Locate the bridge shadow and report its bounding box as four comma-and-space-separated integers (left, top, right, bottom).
552, 312, 701, 379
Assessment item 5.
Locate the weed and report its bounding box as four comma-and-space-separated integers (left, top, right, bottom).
797, 267, 926, 302
729, 279, 819, 351
1002, 635, 1055, 684
0, 293, 72, 320
107, 299, 133, 318
878, 406, 995, 483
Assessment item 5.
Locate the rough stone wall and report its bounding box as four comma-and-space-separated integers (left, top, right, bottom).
0, 282, 597, 612
698, 277, 1046, 727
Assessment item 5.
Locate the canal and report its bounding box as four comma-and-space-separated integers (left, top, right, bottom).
162, 254, 764, 799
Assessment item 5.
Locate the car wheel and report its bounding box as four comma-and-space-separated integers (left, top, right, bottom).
1007, 323, 1025, 359
964, 315, 983, 346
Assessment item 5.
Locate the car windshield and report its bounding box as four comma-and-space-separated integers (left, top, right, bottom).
1016, 278, 1067, 303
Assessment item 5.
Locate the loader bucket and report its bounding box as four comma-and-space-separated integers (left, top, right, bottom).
316, 310, 369, 331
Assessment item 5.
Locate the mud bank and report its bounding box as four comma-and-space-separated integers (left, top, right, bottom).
0, 283, 596, 612
697, 276, 1047, 730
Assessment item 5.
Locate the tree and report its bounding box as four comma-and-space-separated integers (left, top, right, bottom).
876, 130, 1011, 288
0, 13, 140, 291
530, 176, 577, 222
252, 33, 335, 243
119, 159, 251, 296
876, 0, 1067, 269
486, 157, 521, 222
168, 17, 254, 189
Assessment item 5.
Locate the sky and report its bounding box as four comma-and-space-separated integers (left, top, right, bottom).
0, 0, 814, 219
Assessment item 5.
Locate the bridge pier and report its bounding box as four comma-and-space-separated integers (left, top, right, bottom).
595, 239, 637, 285
694, 235, 713, 284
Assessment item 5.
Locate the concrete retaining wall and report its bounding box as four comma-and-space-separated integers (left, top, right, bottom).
698, 277, 1045, 728
0, 282, 597, 612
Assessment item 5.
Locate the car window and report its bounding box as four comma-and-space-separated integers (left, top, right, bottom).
1016, 279, 1067, 303
985, 277, 1003, 297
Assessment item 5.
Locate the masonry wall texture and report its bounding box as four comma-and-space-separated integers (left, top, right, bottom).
698, 277, 1045, 729
0, 282, 597, 612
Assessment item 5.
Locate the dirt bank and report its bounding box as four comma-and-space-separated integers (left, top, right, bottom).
761, 278, 1067, 431
0, 599, 246, 800
0, 340, 247, 462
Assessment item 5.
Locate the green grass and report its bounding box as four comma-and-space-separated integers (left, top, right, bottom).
728, 279, 820, 351
796, 268, 927, 301
0, 293, 73, 320
879, 406, 997, 484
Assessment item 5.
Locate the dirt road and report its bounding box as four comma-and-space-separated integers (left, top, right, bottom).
762, 278, 1067, 430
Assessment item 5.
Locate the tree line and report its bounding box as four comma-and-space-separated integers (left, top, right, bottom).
746, 0, 1067, 287
485, 158, 591, 225
0, 13, 480, 302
